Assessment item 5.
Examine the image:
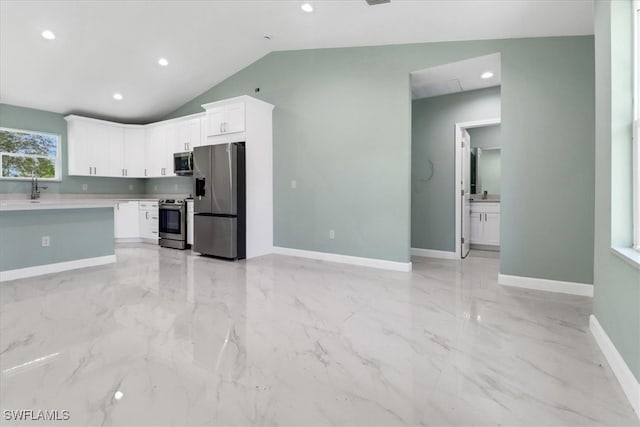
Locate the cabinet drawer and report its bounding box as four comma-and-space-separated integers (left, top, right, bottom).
139, 202, 159, 210
470, 202, 500, 213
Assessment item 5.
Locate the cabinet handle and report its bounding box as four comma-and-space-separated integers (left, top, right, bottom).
479, 213, 482, 221
89, 166, 92, 175
219, 123, 223, 133
146, 211, 149, 220
485, 213, 487, 221
224, 122, 227, 132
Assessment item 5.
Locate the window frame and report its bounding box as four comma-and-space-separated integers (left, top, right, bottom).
0, 127, 62, 181
634, 0, 640, 250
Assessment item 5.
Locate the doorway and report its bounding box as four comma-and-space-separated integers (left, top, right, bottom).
409, 53, 502, 260
455, 119, 501, 258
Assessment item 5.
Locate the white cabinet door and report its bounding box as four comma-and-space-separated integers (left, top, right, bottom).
115, 201, 140, 238
123, 128, 146, 177
90, 123, 111, 177
106, 125, 125, 177
484, 212, 501, 246
224, 103, 245, 134
470, 210, 483, 244
206, 103, 245, 136
146, 125, 169, 177
67, 120, 91, 176
177, 118, 203, 151
139, 201, 159, 241
206, 108, 226, 136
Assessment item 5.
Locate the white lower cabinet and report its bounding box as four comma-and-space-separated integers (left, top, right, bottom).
139, 201, 159, 241
114, 201, 140, 239
470, 202, 500, 247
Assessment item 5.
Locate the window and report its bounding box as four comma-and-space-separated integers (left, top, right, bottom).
634, 0, 640, 250
0, 127, 61, 180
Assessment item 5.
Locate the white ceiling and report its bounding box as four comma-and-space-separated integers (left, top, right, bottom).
410, 53, 501, 100
0, 0, 593, 123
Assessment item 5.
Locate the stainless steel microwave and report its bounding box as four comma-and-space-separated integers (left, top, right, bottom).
173, 152, 193, 176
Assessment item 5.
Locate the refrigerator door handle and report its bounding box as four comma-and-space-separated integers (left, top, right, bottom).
195, 177, 206, 199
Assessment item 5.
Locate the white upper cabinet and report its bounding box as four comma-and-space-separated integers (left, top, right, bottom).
177, 118, 203, 152
205, 102, 245, 136
65, 117, 114, 177
146, 124, 171, 177
65, 111, 208, 178
105, 124, 125, 177
124, 127, 146, 178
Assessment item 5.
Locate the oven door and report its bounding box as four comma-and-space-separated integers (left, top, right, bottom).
159, 205, 185, 240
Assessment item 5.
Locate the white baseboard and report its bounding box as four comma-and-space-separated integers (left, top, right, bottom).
498, 273, 593, 297
273, 247, 412, 272
115, 237, 144, 243
411, 248, 459, 260
590, 315, 640, 419
0, 255, 116, 282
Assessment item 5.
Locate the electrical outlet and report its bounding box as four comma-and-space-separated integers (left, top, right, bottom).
129, 184, 134, 191
154, 185, 158, 191
291, 180, 297, 189
174, 184, 178, 192
82, 184, 87, 191
41, 236, 50, 247
329, 229, 335, 240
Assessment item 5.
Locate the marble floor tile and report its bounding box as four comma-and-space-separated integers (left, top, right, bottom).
0, 244, 637, 426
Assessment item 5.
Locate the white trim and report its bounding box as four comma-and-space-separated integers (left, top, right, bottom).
634, 1, 640, 250
411, 248, 458, 260
590, 315, 640, 419
273, 247, 412, 272
0, 255, 116, 282
498, 273, 593, 297
454, 118, 501, 259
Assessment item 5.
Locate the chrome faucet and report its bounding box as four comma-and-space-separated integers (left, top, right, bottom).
30, 173, 47, 199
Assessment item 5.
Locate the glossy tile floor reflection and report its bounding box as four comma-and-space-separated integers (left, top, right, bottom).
1, 244, 637, 426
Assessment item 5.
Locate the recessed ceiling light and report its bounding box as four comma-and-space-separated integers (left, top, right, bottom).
301, 3, 313, 12
481, 71, 494, 79
113, 93, 123, 101
158, 57, 169, 67
41, 30, 56, 40
114, 391, 124, 400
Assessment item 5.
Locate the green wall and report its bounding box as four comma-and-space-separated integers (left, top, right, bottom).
0, 104, 144, 195
165, 36, 595, 275
412, 87, 501, 252
469, 124, 501, 149
593, 0, 639, 380
0, 208, 114, 271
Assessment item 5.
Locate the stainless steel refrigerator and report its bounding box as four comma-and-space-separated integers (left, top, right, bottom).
193, 143, 246, 259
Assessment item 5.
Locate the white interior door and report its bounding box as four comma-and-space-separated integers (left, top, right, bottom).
461, 129, 471, 258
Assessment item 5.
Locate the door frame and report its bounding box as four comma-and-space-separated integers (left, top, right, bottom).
454, 118, 501, 258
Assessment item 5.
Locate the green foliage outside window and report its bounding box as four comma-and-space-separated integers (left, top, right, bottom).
0, 128, 59, 179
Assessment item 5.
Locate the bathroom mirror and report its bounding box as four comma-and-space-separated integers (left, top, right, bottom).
471, 147, 501, 195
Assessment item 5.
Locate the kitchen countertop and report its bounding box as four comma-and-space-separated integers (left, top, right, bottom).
0, 199, 119, 211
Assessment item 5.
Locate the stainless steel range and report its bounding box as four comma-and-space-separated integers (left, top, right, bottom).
159, 199, 187, 249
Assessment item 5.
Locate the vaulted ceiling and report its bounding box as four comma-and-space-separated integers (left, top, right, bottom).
0, 0, 593, 123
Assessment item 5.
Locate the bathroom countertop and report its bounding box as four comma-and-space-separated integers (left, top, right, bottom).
470, 199, 500, 203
